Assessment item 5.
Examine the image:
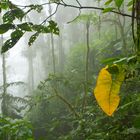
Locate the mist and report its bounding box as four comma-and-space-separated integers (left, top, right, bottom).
0, 0, 140, 140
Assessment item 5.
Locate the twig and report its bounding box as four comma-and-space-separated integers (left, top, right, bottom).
41, 4, 59, 25
53, 88, 79, 117
67, 9, 81, 24
75, 0, 82, 7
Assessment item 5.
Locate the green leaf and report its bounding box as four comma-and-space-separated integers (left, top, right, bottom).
105, 0, 113, 5
32, 24, 48, 33
1, 30, 24, 53
28, 32, 39, 46
10, 29, 23, 38
0, 24, 15, 34
127, 0, 133, 7
17, 22, 33, 31
115, 0, 124, 8
0, 0, 9, 10
32, 21, 59, 35
103, 7, 114, 13
13, 8, 25, 20
101, 57, 119, 65
48, 20, 59, 35
3, 8, 24, 23
30, 4, 43, 13
134, 116, 140, 129
3, 11, 15, 23
107, 64, 119, 74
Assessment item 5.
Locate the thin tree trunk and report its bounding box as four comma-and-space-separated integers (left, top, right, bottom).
1, 35, 7, 116
136, 0, 140, 55
118, 14, 127, 56
28, 47, 34, 93
0, 13, 7, 116
98, 0, 101, 39
82, 19, 90, 112
1, 35, 9, 140
49, 5, 56, 74
58, 25, 65, 73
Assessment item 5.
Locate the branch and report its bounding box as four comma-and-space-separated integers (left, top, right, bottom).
15, 1, 137, 19
75, 0, 82, 7
57, 2, 135, 19
67, 9, 81, 24
53, 88, 80, 117
41, 4, 59, 24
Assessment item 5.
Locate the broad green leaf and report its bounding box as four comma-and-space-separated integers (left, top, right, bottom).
0, 24, 15, 34
1, 30, 24, 53
30, 4, 43, 13
32, 24, 48, 33
32, 21, 59, 35
3, 11, 15, 23
115, 0, 124, 8
127, 0, 133, 7
3, 8, 24, 23
48, 20, 59, 35
28, 32, 39, 46
105, 0, 113, 5
17, 22, 33, 31
101, 57, 119, 65
0, 0, 9, 10
103, 7, 114, 13
94, 65, 125, 116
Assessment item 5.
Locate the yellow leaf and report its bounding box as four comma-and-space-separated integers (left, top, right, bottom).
94, 65, 125, 116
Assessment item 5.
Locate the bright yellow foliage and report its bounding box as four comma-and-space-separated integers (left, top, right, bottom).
94, 66, 125, 116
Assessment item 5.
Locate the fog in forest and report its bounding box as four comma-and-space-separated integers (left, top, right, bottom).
0, 0, 140, 140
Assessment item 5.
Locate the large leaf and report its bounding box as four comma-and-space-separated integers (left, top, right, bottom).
3, 7, 24, 23
0, 24, 15, 34
94, 65, 125, 116
28, 32, 39, 46
17, 22, 33, 31
1, 30, 24, 53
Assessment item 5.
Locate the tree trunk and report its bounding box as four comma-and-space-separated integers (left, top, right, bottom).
49, 5, 56, 74
82, 19, 90, 112
28, 47, 34, 93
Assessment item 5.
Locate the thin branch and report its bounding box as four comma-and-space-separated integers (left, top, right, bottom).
53, 88, 79, 118
15, 2, 52, 8
75, 0, 82, 7
57, 2, 136, 19
41, 4, 59, 24
67, 9, 81, 24
15, 1, 138, 19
